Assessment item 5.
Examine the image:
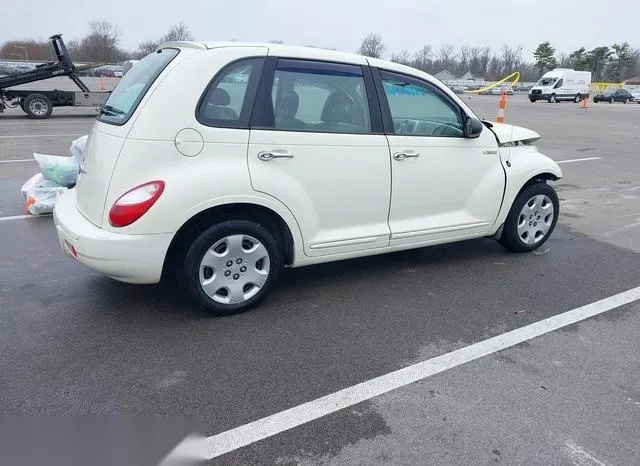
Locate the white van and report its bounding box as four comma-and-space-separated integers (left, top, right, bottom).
53, 41, 562, 315
528, 69, 592, 103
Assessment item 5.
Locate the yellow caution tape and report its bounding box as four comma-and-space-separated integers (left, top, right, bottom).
463, 72, 521, 94
590, 82, 624, 92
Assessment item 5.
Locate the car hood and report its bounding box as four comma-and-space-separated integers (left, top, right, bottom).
483, 121, 541, 145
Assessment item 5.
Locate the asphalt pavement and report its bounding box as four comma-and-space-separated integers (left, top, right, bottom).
0, 94, 639, 465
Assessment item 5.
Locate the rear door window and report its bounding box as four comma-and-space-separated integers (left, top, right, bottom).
253, 59, 373, 134
196, 57, 264, 128
97, 48, 179, 125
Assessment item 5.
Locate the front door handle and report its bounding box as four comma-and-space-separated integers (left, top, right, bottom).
393, 150, 420, 161
258, 150, 294, 161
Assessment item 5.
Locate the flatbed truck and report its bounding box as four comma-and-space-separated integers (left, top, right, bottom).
0, 34, 111, 119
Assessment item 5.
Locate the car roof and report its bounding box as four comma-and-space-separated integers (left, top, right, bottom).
157, 40, 438, 78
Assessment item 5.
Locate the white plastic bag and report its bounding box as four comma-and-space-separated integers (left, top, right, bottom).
33, 152, 79, 187
21, 173, 60, 200
69, 135, 88, 164
24, 185, 68, 215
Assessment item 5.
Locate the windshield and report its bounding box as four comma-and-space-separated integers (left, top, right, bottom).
97, 48, 179, 125
537, 77, 558, 87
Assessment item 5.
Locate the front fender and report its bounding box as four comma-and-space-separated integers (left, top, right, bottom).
491, 146, 562, 232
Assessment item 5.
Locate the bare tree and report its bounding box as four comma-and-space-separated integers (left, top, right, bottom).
0, 39, 54, 61
501, 44, 522, 75
73, 19, 124, 63
557, 52, 572, 68
437, 44, 456, 71
479, 47, 492, 77
136, 23, 194, 59
458, 46, 471, 74
135, 40, 159, 58
358, 33, 385, 58
160, 22, 194, 43
413, 45, 432, 72
391, 49, 411, 65
468, 47, 483, 76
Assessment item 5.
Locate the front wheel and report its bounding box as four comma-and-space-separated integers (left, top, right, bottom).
179, 220, 284, 315
500, 183, 559, 253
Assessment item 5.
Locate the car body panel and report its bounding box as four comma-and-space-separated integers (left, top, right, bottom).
53, 41, 563, 285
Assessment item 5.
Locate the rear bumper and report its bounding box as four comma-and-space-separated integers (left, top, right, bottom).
53, 189, 173, 284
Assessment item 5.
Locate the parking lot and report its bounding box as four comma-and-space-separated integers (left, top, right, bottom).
1, 94, 639, 465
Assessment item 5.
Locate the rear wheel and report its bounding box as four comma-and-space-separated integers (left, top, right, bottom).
500, 183, 559, 253
574, 94, 581, 103
178, 220, 283, 315
23, 93, 53, 119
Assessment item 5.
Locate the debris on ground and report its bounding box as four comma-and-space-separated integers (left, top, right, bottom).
514, 310, 527, 315
21, 135, 87, 215
533, 247, 551, 256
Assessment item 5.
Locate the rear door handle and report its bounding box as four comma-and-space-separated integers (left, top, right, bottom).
258, 150, 294, 161
393, 150, 420, 160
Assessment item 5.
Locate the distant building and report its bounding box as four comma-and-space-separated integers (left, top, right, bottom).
624, 76, 640, 85
434, 70, 457, 82
460, 71, 480, 81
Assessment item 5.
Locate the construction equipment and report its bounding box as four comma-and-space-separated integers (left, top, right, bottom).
0, 34, 111, 119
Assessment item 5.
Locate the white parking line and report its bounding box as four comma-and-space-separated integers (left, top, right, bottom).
0, 214, 51, 222
0, 133, 83, 139
0, 159, 35, 164
205, 285, 640, 459
555, 157, 602, 164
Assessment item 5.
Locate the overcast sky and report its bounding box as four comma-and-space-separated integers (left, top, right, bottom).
4, 0, 639, 60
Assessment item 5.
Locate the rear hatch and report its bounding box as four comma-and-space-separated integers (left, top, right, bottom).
74, 124, 127, 226
74, 47, 182, 227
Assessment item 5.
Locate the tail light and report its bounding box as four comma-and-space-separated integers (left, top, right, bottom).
108, 181, 165, 227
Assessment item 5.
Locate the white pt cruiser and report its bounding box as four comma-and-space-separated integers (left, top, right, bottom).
53, 41, 562, 315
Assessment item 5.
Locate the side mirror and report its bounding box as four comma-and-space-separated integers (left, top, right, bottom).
463, 117, 483, 138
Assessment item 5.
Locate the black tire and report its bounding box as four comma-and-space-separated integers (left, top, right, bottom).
548, 94, 556, 103
178, 220, 283, 316
609, 97, 614, 104
23, 93, 53, 119
574, 94, 581, 103
500, 183, 559, 253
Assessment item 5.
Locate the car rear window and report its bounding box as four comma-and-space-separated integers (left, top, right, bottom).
97, 48, 179, 125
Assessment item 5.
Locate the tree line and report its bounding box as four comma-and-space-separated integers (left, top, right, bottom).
2, 22, 638, 83
0, 20, 194, 64
359, 33, 640, 83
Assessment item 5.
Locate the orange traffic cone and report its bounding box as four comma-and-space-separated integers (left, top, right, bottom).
99, 77, 105, 91
497, 91, 507, 123
581, 96, 588, 108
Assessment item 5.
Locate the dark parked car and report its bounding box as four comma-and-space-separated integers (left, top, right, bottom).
593, 88, 633, 103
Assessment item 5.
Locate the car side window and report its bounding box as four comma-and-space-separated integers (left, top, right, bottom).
264, 59, 372, 134
553, 78, 563, 89
378, 70, 464, 137
197, 57, 264, 128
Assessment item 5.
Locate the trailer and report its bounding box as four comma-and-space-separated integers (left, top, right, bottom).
0, 34, 111, 119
